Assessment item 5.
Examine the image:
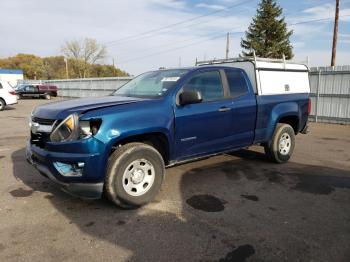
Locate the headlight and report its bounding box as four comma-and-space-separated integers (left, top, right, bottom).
50, 113, 102, 142
50, 113, 80, 142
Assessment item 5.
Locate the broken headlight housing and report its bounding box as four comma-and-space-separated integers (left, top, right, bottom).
79, 118, 102, 139
50, 113, 102, 142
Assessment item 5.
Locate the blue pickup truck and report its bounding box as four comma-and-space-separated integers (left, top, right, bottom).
26, 58, 310, 208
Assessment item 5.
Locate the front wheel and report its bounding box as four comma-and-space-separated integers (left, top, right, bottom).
105, 142, 165, 208
264, 123, 295, 163
44, 93, 51, 100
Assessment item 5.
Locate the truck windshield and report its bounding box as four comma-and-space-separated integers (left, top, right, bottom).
113, 69, 189, 98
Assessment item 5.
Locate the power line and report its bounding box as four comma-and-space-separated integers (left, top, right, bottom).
106, 0, 349, 52
114, 25, 245, 61
289, 16, 344, 26
115, 14, 350, 66
117, 31, 244, 65
104, 0, 254, 46
120, 15, 350, 64
107, 0, 322, 48
107, 8, 250, 48
111, 9, 327, 60
106, 0, 341, 47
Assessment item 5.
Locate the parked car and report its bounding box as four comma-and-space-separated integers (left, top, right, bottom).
26, 57, 310, 208
16, 84, 58, 100
0, 80, 18, 111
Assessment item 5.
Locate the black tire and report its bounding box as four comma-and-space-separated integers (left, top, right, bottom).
0, 98, 5, 111
105, 142, 165, 208
16, 94, 21, 100
264, 123, 295, 163
44, 93, 51, 100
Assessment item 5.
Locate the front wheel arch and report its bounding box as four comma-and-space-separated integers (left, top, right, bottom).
108, 132, 171, 165
105, 142, 165, 208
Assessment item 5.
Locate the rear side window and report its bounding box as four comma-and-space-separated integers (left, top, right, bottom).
225, 69, 248, 98
185, 71, 224, 102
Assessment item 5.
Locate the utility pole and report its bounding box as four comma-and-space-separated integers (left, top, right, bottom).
331, 0, 340, 67
64, 57, 69, 79
225, 32, 230, 59
112, 58, 116, 77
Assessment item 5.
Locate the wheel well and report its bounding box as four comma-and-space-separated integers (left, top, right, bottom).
278, 115, 299, 134
111, 133, 170, 164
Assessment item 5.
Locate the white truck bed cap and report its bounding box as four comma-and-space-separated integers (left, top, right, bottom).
196, 56, 310, 96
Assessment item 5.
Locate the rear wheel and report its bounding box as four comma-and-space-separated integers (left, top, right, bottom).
264, 123, 295, 163
0, 98, 5, 111
105, 142, 165, 208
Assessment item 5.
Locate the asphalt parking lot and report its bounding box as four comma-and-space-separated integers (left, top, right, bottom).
0, 98, 350, 262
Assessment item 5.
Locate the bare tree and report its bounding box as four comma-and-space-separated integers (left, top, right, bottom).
62, 38, 107, 78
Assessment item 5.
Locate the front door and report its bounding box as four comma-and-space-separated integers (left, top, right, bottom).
174, 69, 233, 159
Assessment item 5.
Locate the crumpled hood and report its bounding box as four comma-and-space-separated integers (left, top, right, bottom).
32, 96, 145, 120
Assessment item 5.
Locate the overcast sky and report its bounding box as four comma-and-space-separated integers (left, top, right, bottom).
1, 0, 350, 75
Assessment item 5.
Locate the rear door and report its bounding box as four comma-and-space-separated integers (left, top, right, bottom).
174, 69, 234, 159
223, 68, 257, 147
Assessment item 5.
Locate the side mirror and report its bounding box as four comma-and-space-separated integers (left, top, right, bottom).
179, 90, 202, 106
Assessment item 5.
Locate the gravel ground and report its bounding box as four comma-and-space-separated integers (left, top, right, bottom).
0, 98, 349, 262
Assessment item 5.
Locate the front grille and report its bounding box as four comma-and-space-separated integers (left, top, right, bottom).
32, 117, 56, 125
30, 116, 60, 148
31, 132, 51, 148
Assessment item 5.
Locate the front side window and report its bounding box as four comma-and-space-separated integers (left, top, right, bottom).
225, 69, 248, 98
184, 71, 224, 102
113, 69, 189, 98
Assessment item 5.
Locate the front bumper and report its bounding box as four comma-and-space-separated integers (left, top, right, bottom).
26, 140, 104, 199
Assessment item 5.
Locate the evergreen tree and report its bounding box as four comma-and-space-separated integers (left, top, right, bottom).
241, 0, 293, 59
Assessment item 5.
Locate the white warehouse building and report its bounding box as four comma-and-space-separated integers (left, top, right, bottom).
0, 69, 24, 87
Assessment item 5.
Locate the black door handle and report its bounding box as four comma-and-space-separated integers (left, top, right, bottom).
218, 107, 231, 112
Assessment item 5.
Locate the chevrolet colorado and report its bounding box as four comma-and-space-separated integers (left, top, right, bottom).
26, 57, 310, 208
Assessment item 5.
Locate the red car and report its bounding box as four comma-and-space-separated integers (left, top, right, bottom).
16, 84, 58, 100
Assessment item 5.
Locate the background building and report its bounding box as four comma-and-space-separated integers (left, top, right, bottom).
0, 69, 24, 87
